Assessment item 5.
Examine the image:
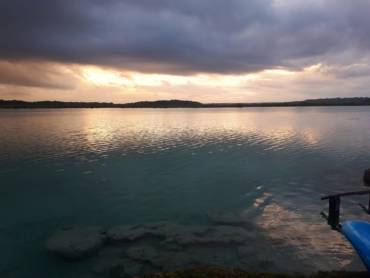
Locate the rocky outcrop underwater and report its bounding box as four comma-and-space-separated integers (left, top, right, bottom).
45, 212, 308, 277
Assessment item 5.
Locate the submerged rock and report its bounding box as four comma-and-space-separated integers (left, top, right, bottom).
108, 259, 145, 278
107, 223, 207, 244
107, 222, 253, 247
237, 245, 254, 257
126, 245, 197, 271
207, 212, 252, 227
46, 226, 106, 260
109, 264, 127, 278
107, 225, 152, 242
46, 220, 258, 276
127, 245, 166, 267
107, 225, 168, 243
162, 252, 199, 271
164, 225, 253, 245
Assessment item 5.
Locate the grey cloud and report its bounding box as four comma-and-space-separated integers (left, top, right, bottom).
0, 0, 370, 74
322, 64, 370, 79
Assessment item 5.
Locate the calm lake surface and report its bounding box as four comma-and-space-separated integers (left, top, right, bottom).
1, 107, 370, 277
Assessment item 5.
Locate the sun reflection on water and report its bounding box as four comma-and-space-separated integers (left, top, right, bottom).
257, 202, 361, 270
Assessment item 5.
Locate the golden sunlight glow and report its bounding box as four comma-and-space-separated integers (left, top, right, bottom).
81, 66, 267, 89
263, 69, 296, 76
82, 67, 135, 87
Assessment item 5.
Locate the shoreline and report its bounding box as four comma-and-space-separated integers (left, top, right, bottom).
1, 98, 370, 109
1, 105, 370, 109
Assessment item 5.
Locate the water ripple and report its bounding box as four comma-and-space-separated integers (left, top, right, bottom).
1, 107, 370, 277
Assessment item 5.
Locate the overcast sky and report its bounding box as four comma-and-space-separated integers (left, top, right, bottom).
1, 0, 370, 103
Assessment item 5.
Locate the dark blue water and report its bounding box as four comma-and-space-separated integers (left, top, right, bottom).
1, 107, 370, 277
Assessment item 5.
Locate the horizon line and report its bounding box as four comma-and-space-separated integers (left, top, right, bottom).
1, 96, 370, 106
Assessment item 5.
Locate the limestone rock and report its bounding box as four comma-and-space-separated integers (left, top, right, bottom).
107, 224, 166, 242
46, 226, 106, 260
126, 245, 169, 268
165, 225, 252, 245
108, 259, 144, 278
161, 252, 198, 271
237, 245, 255, 257
207, 212, 251, 227
126, 245, 197, 271
109, 263, 127, 278
108, 222, 253, 246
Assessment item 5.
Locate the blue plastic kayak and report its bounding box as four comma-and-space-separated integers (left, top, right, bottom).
341, 220, 370, 270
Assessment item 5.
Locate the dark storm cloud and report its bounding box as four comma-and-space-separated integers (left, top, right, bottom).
0, 0, 370, 74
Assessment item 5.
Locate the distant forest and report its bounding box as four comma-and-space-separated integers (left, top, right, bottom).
1, 98, 370, 109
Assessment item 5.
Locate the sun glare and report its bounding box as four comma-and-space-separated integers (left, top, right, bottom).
82, 67, 134, 87
83, 68, 253, 88
81, 66, 298, 91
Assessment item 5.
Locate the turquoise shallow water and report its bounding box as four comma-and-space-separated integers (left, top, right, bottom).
1, 107, 370, 277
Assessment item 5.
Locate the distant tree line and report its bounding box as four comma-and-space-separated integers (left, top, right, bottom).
205, 97, 370, 107
1, 98, 370, 109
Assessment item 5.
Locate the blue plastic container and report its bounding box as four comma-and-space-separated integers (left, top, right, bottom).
342, 220, 370, 271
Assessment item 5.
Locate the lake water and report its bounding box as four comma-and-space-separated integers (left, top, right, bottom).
1, 107, 370, 277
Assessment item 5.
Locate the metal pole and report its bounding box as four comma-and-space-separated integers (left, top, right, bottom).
328, 196, 340, 229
